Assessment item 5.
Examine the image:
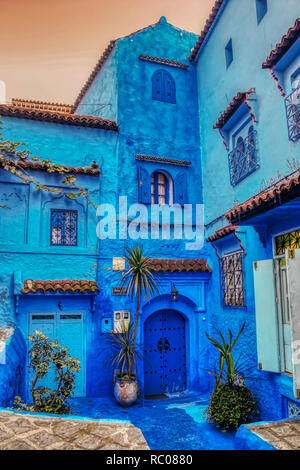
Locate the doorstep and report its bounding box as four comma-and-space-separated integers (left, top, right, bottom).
235, 418, 300, 450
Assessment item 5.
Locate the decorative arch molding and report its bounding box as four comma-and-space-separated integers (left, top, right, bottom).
40, 191, 88, 248
142, 293, 197, 323
139, 291, 210, 395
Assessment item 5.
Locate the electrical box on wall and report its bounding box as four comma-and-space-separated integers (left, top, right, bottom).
114, 310, 130, 332
101, 317, 113, 333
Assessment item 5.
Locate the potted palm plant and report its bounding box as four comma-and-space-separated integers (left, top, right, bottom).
106, 246, 159, 406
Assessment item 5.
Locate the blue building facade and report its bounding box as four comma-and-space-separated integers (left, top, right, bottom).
1, 2, 300, 424
193, 0, 300, 420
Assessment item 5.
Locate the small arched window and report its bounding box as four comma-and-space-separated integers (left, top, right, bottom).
152, 70, 176, 104
151, 171, 171, 205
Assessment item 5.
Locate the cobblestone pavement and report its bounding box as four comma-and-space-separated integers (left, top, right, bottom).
250, 419, 300, 450
0, 411, 149, 450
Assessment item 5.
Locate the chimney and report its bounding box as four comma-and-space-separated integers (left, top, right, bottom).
0, 81, 6, 104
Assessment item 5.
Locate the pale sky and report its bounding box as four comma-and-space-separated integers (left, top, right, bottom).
1, 0, 215, 105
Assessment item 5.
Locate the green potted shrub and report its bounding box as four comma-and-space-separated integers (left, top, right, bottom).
204, 323, 257, 430
13, 331, 80, 414
106, 246, 158, 406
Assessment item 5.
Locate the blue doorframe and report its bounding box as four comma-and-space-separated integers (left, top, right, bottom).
144, 309, 187, 395
140, 289, 211, 396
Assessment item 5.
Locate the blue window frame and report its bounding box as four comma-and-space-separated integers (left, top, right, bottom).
282, 396, 300, 419
285, 82, 300, 142
51, 209, 78, 246
256, 0, 268, 24
152, 70, 176, 104
228, 125, 259, 186
225, 39, 233, 68
151, 172, 169, 204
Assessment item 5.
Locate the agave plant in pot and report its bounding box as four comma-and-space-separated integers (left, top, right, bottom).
105, 246, 159, 406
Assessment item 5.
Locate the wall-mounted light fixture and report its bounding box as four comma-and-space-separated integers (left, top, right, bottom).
171, 283, 178, 302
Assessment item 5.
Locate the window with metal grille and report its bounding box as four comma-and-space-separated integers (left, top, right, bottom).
51, 209, 78, 246
152, 70, 176, 104
228, 126, 259, 186
285, 84, 300, 142
220, 252, 245, 307
151, 171, 170, 205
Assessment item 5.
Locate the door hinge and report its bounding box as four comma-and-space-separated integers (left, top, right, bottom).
254, 261, 258, 270
288, 248, 295, 259
296, 389, 300, 400
258, 362, 262, 370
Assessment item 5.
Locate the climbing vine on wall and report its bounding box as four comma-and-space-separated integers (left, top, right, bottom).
0, 118, 92, 208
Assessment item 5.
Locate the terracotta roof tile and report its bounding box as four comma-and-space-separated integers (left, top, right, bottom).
207, 225, 239, 243
22, 279, 99, 294
11, 159, 100, 176
225, 168, 300, 224
148, 259, 212, 273
0, 104, 119, 131
136, 154, 191, 167
262, 18, 300, 69
139, 54, 189, 69
213, 89, 255, 129
189, 0, 225, 62
11, 99, 72, 114
72, 40, 117, 113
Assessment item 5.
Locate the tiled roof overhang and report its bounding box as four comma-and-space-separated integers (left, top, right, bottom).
139, 54, 189, 69
189, 0, 225, 62
72, 40, 117, 113
22, 279, 99, 294
148, 259, 212, 273
0, 105, 119, 131
225, 168, 300, 224
262, 18, 300, 69
207, 225, 239, 243
136, 155, 191, 167
11, 99, 72, 114
213, 89, 255, 129
10, 160, 100, 177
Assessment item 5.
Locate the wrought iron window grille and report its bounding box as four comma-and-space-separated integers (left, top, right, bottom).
220, 251, 245, 307
228, 129, 259, 186
275, 229, 300, 256
50, 209, 78, 246
285, 85, 300, 142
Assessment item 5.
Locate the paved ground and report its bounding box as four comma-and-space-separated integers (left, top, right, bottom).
70, 394, 236, 450
0, 411, 148, 450
6, 394, 299, 450
250, 420, 300, 450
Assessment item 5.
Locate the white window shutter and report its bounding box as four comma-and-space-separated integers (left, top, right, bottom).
253, 259, 281, 372
286, 248, 300, 399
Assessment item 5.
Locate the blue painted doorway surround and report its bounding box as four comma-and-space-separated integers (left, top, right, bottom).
144, 309, 187, 395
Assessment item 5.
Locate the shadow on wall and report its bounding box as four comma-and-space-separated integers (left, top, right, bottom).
0, 327, 26, 406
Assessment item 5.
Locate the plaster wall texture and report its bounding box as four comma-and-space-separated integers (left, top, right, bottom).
197, 0, 300, 420
0, 328, 26, 406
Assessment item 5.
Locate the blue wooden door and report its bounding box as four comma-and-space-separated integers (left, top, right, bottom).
28, 312, 85, 398
144, 310, 186, 395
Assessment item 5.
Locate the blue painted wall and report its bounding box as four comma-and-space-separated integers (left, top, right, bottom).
76, 18, 209, 396
196, 0, 300, 421
0, 17, 209, 402
0, 328, 26, 406
0, 116, 118, 402
1, 2, 299, 427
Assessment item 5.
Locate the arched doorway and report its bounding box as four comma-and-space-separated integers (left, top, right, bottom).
143, 309, 187, 396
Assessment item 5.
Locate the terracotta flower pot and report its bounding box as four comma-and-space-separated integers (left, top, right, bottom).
114, 377, 139, 406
